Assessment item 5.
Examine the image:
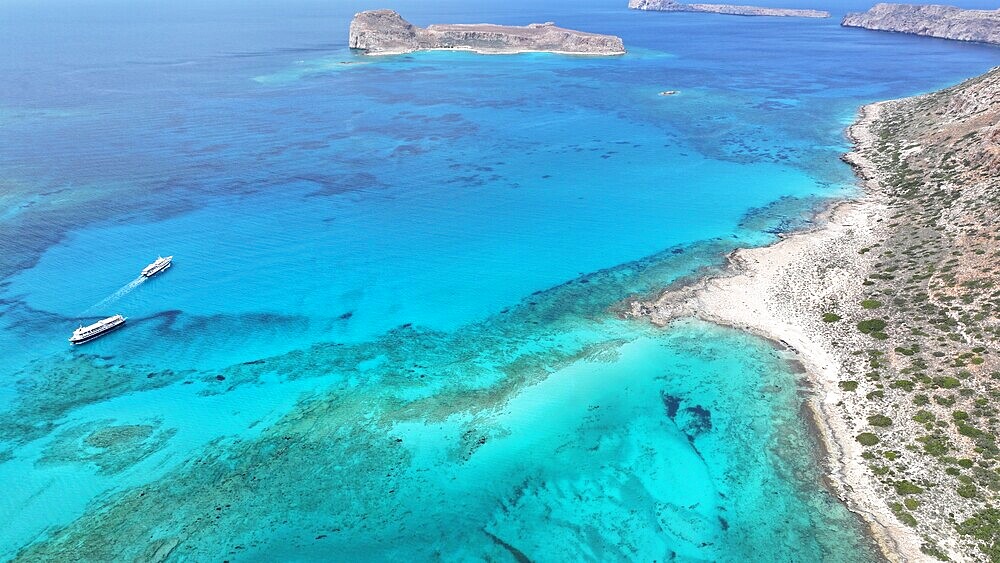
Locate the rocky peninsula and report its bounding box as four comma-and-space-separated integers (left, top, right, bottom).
348, 10, 626, 56
628, 0, 830, 18
631, 67, 1000, 561
843, 3, 1000, 45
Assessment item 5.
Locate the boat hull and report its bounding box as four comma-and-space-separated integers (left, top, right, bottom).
142, 262, 171, 277
69, 319, 126, 345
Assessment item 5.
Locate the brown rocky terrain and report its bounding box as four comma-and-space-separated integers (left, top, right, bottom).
349, 10, 626, 56
628, 0, 829, 18
843, 4, 1000, 45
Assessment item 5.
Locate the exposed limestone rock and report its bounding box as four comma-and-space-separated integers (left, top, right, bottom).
348, 10, 626, 56
628, 0, 830, 18
842, 3, 1000, 45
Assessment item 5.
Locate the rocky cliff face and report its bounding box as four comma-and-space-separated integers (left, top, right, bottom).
348, 10, 626, 55
842, 3, 1000, 45
628, 0, 829, 18
349, 9, 422, 53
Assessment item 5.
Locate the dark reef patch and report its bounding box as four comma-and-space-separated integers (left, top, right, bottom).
680, 405, 713, 440
0, 355, 189, 445
661, 391, 681, 419
737, 195, 830, 236
300, 172, 386, 197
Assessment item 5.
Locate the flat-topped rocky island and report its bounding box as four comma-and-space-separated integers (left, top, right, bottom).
349, 10, 626, 56
628, 0, 829, 18
842, 3, 1000, 45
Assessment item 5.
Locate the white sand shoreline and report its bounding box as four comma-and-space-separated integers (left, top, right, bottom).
629, 101, 927, 561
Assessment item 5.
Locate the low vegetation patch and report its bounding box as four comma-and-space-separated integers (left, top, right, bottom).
957, 508, 1000, 561
894, 480, 925, 495
868, 414, 893, 427
857, 319, 888, 335
857, 432, 880, 446
891, 502, 918, 527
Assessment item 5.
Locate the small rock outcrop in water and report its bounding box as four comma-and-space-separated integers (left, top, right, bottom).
348, 10, 626, 55
628, 0, 830, 18
842, 3, 1000, 45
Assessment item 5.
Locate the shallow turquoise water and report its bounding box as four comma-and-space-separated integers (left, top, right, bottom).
0, 0, 997, 559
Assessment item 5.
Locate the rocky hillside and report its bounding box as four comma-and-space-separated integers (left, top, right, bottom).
836, 65, 1000, 562
348, 10, 625, 56
628, 0, 829, 18
843, 3, 1000, 45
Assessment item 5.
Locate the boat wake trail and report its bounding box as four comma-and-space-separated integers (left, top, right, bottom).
80, 276, 145, 317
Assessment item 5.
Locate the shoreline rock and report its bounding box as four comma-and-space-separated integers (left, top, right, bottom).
348, 10, 626, 56
842, 3, 1000, 45
629, 0, 830, 18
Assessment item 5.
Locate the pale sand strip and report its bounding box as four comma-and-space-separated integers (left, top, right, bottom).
628, 101, 925, 561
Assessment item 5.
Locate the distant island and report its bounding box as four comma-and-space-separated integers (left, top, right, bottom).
348, 10, 626, 56
842, 3, 1000, 45
628, 0, 830, 18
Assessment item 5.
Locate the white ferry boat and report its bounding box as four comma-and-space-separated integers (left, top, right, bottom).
69, 314, 126, 345
142, 255, 173, 277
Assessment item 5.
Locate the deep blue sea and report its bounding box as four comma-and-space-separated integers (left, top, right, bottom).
1, 0, 997, 559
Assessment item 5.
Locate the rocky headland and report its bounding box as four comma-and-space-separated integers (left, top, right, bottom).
630, 66, 1000, 561
843, 3, 1000, 45
348, 10, 626, 56
628, 0, 830, 18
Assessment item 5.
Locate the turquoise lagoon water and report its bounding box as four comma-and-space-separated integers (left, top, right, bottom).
0, 0, 998, 559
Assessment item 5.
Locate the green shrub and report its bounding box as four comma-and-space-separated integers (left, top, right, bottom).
913, 410, 935, 423
857, 432, 880, 446
891, 503, 918, 527
904, 498, 921, 510
862, 299, 883, 309
958, 423, 987, 440
919, 435, 949, 456
920, 542, 950, 561
958, 509, 1000, 547
935, 376, 961, 389
894, 480, 925, 495
869, 415, 893, 427
936, 395, 956, 407
822, 312, 842, 323
858, 319, 888, 335
958, 483, 978, 498
892, 380, 915, 392
840, 381, 859, 391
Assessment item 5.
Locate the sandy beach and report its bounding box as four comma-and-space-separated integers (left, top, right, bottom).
630, 100, 929, 561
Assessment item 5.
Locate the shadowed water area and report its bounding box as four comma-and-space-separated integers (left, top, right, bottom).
1, 0, 998, 559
